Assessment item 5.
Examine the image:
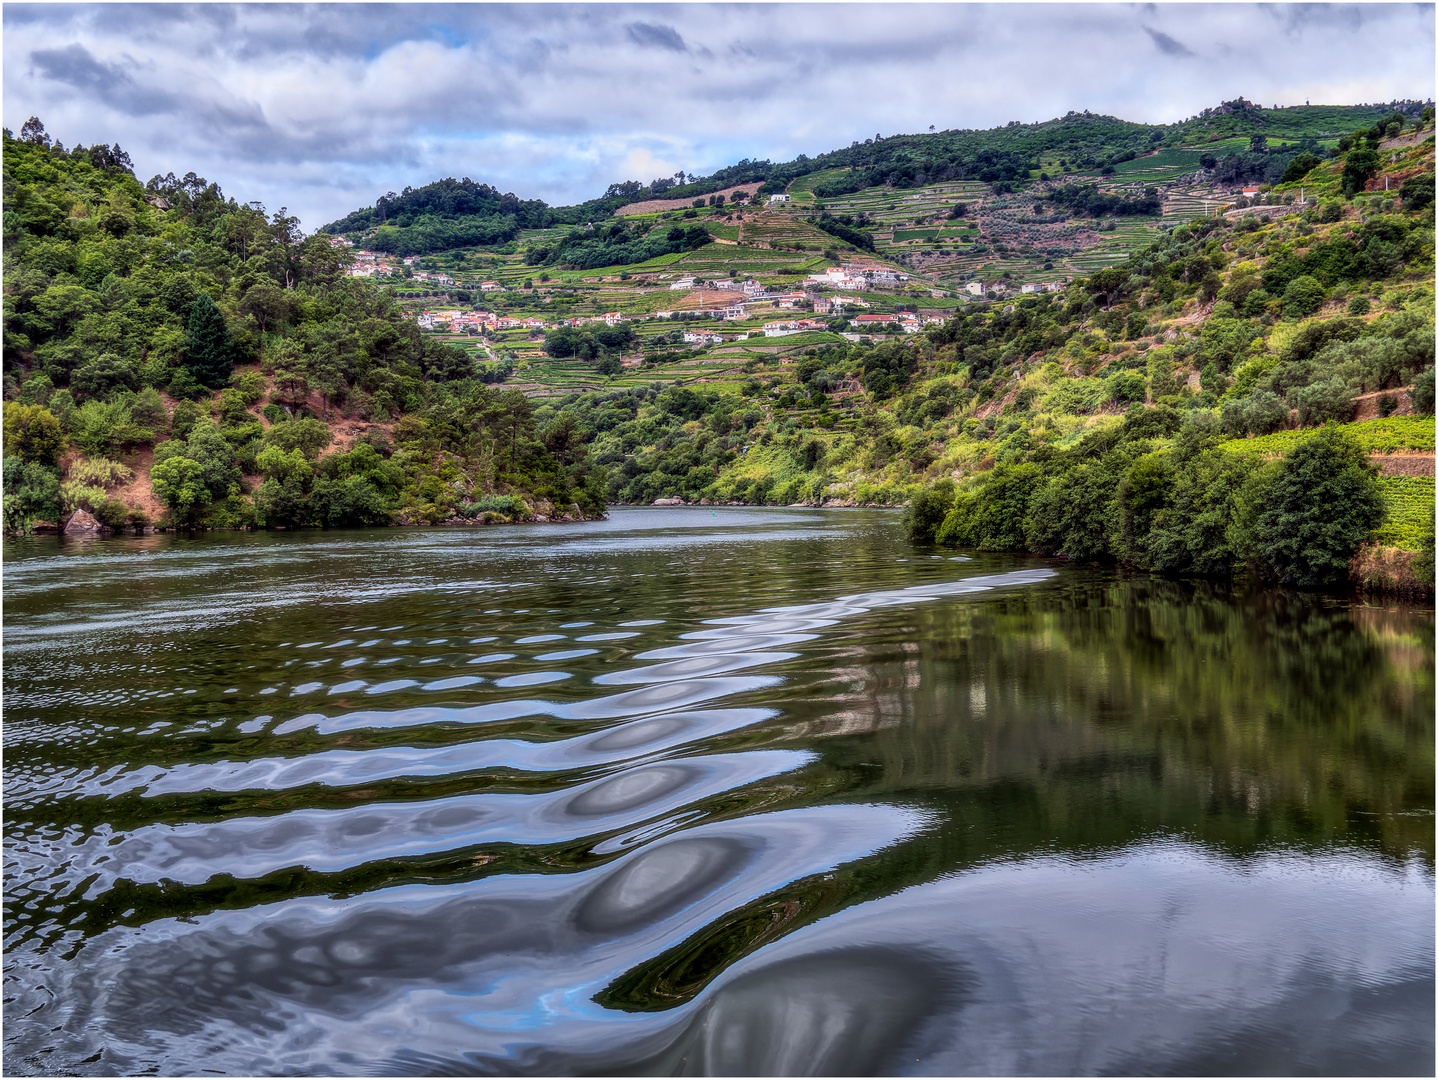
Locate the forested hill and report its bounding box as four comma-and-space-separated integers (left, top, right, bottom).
1, 121, 607, 532
321, 98, 1427, 256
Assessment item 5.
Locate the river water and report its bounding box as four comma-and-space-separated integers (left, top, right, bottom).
2, 507, 1433, 1076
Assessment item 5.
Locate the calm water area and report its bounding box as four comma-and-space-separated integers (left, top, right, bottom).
2, 507, 1433, 1076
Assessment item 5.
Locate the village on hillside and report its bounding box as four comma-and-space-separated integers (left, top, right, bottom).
325, 102, 1434, 396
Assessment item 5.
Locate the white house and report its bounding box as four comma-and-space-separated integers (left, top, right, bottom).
965, 282, 985, 296
669, 277, 696, 291
603, 311, 626, 326
768, 194, 791, 205
683, 330, 723, 345
851, 313, 893, 329
480, 281, 504, 292
724, 304, 748, 320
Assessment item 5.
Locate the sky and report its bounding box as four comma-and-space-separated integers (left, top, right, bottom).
4, 3, 1434, 231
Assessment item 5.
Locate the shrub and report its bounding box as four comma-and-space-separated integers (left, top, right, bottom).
459, 494, 525, 519
903, 479, 953, 542
1291, 377, 1355, 425
59, 481, 107, 515
94, 498, 133, 530
1281, 275, 1327, 318
1400, 172, 1435, 212
3, 403, 64, 464
1249, 424, 1385, 587
69, 457, 133, 488
2, 457, 62, 533
170, 399, 204, 440
149, 455, 210, 524
1412, 368, 1435, 414
231, 369, 268, 405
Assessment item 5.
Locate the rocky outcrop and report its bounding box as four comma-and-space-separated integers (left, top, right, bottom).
652, 497, 685, 506
63, 509, 108, 537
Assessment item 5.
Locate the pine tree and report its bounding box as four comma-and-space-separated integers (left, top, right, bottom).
183, 293, 235, 389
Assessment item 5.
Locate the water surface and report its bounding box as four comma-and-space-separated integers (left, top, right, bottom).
3, 508, 1433, 1075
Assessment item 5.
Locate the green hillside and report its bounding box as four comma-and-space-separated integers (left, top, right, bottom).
4, 103, 1435, 594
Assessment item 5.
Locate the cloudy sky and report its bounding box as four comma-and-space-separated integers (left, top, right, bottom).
5, 3, 1433, 230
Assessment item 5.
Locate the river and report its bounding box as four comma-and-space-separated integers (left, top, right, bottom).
3, 507, 1433, 1076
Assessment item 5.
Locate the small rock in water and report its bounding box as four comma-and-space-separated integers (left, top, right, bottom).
63, 509, 107, 537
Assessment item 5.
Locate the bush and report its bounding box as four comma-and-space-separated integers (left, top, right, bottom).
1400, 172, 1434, 212
1281, 275, 1327, 318
1412, 368, 1435, 414
458, 494, 525, 519
231, 369, 268, 405
1290, 377, 1355, 425
2, 457, 62, 533
69, 457, 133, 488
3, 403, 63, 464
903, 479, 953, 542
94, 498, 133, 530
1249, 424, 1385, 587
263, 417, 331, 458
171, 399, 204, 440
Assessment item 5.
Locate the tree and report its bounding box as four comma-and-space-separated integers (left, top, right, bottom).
2, 456, 62, 533
3, 403, 64, 464
18, 117, 49, 146
71, 353, 139, 400
271, 342, 312, 413
183, 293, 236, 388
1249, 425, 1384, 587
1341, 147, 1380, 197
149, 455, 209, 525
1085, 267, 1130, 308
1281, 275, 1327, 318
239, 282, 290, 333
904, 480, 954, 542
542, 412, 587, 467
1280, 153, 1321, 184
1400, 172, 1434, 212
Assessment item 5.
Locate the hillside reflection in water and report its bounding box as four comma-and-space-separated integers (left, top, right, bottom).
3, 508, 1432, 1076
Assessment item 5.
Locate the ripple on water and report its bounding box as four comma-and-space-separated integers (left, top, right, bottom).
64, 751, 813, 886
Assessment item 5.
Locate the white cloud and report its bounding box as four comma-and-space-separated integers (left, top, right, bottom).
4, 3, 1432, 230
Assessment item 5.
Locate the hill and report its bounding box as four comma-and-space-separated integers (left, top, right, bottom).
320, 98, 1427, 256
1, 121, 607, 532
4, 104, 1434, 594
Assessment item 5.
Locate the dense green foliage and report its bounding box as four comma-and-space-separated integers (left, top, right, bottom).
1047, 183, 1162, 218
533, 221, 712, 271
3, 123, 602, 530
